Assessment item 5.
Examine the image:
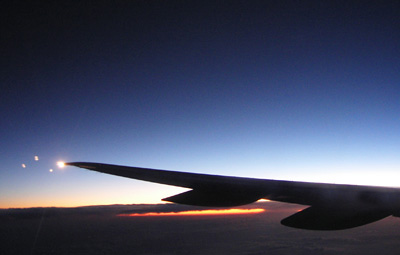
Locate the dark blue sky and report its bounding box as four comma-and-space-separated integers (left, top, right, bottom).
1, 1, 400, 208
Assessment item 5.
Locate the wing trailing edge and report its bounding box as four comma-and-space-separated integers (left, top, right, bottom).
66, 162, 267, 207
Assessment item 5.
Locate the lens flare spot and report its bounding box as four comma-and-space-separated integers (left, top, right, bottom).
22, 164, 26, 168
49, 169, 53, 173
118, 208, 265, 217
34, 156, 39, 161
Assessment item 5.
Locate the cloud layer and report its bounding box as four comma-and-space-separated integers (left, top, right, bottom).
2, 202, 400, 254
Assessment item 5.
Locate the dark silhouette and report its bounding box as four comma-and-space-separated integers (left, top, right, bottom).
67, 162, 400, 230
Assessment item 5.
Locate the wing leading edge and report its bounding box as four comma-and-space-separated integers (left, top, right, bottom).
66, 162, 400, 230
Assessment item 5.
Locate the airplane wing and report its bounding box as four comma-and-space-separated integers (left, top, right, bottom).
66, 162, 400, 230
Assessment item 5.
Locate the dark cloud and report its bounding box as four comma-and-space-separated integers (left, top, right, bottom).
2, 202, 400, 254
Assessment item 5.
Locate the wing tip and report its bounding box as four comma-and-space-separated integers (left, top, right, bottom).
65, 162, 98, 170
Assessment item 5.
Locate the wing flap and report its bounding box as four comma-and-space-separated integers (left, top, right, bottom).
163, 189, 265, 207
281, 206, 391, 230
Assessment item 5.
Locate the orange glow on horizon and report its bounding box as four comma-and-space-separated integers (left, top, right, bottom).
118, 208, 265, 217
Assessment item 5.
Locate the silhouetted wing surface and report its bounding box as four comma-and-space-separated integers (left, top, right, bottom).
66, 162, 400, 230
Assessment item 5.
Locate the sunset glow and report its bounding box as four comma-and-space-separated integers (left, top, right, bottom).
118, 208, 265, 217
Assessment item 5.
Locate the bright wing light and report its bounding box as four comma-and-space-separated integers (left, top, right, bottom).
57, 161, 65, 168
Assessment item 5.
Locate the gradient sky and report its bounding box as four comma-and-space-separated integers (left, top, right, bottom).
1, 1, 400, 208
